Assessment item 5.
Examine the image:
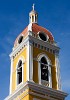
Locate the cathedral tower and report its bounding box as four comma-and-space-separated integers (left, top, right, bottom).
5, 5, 68, 100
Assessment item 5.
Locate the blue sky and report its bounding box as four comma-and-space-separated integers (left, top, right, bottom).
0, 0, 70, 100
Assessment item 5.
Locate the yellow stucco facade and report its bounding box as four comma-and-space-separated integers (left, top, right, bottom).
11, 47, 27, 93
8, 44, 58, 100
11, 45, 58, 93
33, 47, 57, 89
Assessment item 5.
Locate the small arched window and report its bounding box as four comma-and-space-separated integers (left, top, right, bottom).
39, 32, 47, 41
17, 60, 22, 85
38, 54, 52, 87
18, 36, 23, 44
41, 57, 49, 81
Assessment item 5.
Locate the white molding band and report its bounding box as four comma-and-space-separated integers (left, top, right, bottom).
29, 35, 59, 51
9, 36, 29, 58
10, 34, 60, 59
5, 81, 68, 100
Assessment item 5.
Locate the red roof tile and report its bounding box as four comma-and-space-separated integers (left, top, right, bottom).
32, 23, 54, 41
14, 23, 54, 47
14, 26, 28, 47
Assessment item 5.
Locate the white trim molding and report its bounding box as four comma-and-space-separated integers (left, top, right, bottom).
37, 53, 52, 88
16, 56, 25, 89
9, 57, 13, 94
37, 31, 49, 42
27, 41, 30, 81
27, 40, 33, 82
55, 54, 61, 90
5, 81, 68, 100
28, 23, 32, 32
10, 36, 29, 58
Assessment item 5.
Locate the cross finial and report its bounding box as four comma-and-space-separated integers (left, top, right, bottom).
32, 4, 35, 10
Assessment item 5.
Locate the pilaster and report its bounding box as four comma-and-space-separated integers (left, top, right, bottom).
9, 56, 13, 94
55, 52, 61, 90
27, 36, 33, 82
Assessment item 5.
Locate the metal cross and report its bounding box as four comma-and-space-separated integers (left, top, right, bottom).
32, 4, 35, 10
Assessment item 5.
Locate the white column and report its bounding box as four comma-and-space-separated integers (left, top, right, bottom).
49, 65, 52, 88
36, 15, 37, 23
38, 61, 41, 84
55, 54, 61, 90
29, 42, 33, 81
27, 41, 30, 81
34, 15, 35, 23
29, 15, 32, 23
31, 15, 32, 23
9, 57, 13, 94
27, 40, 33, 82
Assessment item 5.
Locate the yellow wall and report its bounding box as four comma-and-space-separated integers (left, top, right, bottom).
11, 46, 57, 93
11, 47, 27, 93
15, 89, 29, 100
15, 94, 29, 100
33, 47, 57, 89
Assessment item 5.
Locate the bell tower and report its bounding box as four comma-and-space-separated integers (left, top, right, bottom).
5, 5, 68, 100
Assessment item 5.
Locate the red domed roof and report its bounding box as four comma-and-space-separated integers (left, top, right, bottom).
32, 23, 54, 40
14, 23, 54, 47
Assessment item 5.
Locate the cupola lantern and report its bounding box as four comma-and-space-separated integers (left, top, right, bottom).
29, 4, 38, 24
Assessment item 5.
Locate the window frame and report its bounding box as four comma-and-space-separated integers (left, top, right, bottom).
18, 35, 24, 44
16, 57, 25, 88
17, 60, 22, 85
37, 53, 52, 87
40, 57, 49, 81
38, 32, 49, 42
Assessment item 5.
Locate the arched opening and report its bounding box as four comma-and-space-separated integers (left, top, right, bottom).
32, 15, 34, 22
18, 36, 23, 44
35, 14, 37, 22
17, 60, 22, 85
38, 54, 52, 87
41, 57, 49, 81
39, 32, 47, 41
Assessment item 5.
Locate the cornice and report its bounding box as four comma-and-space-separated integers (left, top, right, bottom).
10, 33, 60, 58
5, 81, 68, 100
29, 35, 60, 55
29, 35, 60, 50
28, 81, 68, 99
